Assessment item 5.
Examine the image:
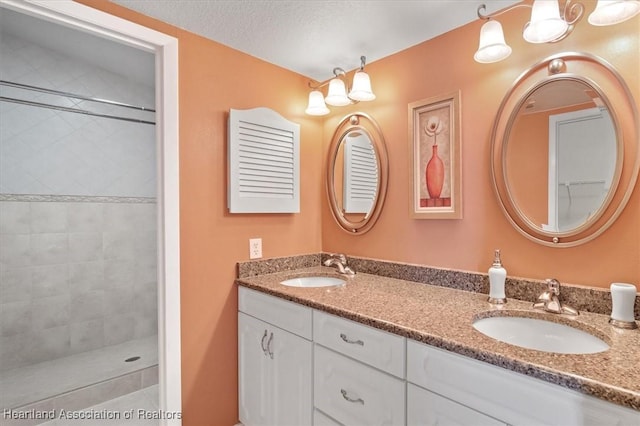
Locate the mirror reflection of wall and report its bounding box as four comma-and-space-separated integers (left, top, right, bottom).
505, 78, 617, 233
343, 132, 379, 215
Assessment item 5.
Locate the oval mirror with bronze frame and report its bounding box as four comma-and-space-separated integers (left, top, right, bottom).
327, 112, 389, 234
491, 52, 639, 247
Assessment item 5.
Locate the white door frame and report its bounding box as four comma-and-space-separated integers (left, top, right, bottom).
0, 1, 181, 424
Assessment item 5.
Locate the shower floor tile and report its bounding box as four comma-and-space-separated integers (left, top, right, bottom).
1, 336, 157, 409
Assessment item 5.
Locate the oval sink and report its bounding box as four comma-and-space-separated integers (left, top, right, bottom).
280, 276, 346, 288
473, 316, 609, 354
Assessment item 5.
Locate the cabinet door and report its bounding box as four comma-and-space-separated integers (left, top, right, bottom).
270, 325, 313, 426
238, 312, 271, 426
407, 383, 506, 426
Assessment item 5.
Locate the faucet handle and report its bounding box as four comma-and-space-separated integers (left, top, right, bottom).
329, 253, 347, 263
546, 278, 561, 295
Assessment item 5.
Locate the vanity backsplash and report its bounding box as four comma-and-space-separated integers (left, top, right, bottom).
237, 253, 639, 321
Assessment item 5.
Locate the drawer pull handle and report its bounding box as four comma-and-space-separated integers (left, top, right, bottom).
340, 333, 364, 346
340, 389, 364, 405
267, 332, 274, 359
260, 330, 268, 355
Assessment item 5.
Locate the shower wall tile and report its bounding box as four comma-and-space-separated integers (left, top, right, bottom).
32, 295, 70, 330
103, 203, 135, 230
0, 202, 30, 233
104, 286, 135, 315
0, 267, 32, 303
1, 33, 156, 198
104, 259, 135, 288
0, 200, 157, 371
1, 301, 31, 336
134, 314, 158, 340
28, 325, 70, 364
1, 33, 157, 371
0, 234, 31, 267
30, 233, 68, 265
68, 232, 102, 262
103, 230, 136, 260
67, 202, 104, 232
104, 315, 136, 346
69, 290, 105, 322
30, 202, 67, 233
68, 261, 104, 293
135, 254, 158, 284
0, 333, 29, 371
70, 319, 104, 353
31, 264, 68, 298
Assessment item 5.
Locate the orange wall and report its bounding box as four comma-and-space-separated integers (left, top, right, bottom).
508, 110, 549, 225
76, 2, 323, 425
321, 3, 640, 289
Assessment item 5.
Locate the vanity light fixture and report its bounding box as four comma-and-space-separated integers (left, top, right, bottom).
305, 56, 375, 116
475, 0, 640, 63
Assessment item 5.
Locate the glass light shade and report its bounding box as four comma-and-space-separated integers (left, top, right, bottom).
325, 78, 351, 106
523, 0, 569, 43
588, 0, 640, 25
474, 20, 512, 63
305, 90, 329, 116
348, 71, 376, 101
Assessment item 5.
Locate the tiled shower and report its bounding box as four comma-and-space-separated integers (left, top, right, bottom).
0, 10, 159, 417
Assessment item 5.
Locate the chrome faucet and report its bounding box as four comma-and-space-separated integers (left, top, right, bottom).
323, 253, 355, 276
533, 278, 578, 315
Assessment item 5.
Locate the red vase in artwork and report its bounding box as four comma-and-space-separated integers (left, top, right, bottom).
426, 144, 444, 198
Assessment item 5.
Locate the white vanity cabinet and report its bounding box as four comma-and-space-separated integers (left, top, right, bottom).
238, 286, 639, 426
238, 287, 313, 426
313, 311, 406, 426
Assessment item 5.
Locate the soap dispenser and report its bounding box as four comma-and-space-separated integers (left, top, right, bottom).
488, 249, 507, 304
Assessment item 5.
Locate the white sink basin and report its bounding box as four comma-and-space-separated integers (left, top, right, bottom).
473, 316, 609, 354
280, 276, 346, 288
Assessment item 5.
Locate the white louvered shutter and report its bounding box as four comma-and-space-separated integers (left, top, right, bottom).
228, 108, 300, 213
343, 134, 378, 214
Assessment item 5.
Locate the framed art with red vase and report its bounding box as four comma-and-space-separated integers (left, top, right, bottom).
409, 91, 462, 219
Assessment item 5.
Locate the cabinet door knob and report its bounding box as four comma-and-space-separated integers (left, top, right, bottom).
267, 332, 274, 359
260, 329, 268, 355
340, 389, 364, 405
340, 333, 364, 346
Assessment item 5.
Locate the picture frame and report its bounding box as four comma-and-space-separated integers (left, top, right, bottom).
409, 91, 462, 219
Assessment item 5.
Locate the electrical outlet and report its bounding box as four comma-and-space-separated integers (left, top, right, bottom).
249, 238, 262, 259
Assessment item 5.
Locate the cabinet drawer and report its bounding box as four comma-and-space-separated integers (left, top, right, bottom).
313, 310, 405, 378
314, 345, 405, 426
407, 383, 505, 426
239, 286, 312, 339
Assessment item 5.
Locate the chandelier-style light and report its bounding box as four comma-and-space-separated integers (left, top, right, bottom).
474, 0, 640, 63
305, 56, 375, 116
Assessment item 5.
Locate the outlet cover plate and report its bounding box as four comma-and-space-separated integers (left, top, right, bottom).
249, 238, 262, 259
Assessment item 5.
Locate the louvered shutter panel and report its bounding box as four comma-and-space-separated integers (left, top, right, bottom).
343, 134, 378, 214
228, 108, 300, 213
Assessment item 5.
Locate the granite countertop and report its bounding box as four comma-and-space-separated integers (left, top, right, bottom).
236, 266, 640, 412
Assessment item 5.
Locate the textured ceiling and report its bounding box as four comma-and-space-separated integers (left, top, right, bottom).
112, 0, 520, 81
